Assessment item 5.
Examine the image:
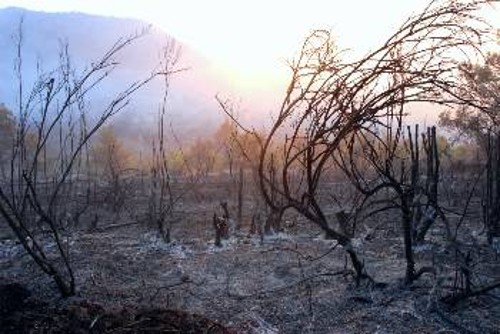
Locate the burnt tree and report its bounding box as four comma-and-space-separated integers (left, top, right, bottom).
0, 25, 179, 297
257, 0, 491, 284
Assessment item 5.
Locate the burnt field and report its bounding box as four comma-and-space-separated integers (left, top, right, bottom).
1, 1, 500, 333
1, 177, 499, 333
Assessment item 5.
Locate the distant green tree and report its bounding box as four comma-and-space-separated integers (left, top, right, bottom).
92, 125, 133, 180
439, 52, 500, 149
214, 118, 239, 175
91, 125, 133, 213
440, 49, 500, 242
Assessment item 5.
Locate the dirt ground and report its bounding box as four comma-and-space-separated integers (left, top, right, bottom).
1, 179, 499, 333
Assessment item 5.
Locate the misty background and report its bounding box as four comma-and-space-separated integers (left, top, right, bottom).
0, 7, 278, 150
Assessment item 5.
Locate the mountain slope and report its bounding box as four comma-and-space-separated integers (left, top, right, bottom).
0, 7, 223, 141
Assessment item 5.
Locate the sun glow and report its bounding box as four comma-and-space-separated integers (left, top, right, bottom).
147, 1, 308, 87
1, 0, 499, 88
146, 0, 500, 87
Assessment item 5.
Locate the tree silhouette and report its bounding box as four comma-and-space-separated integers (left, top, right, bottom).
257, 0, 493, 283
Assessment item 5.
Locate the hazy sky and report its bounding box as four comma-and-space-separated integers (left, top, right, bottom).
1, 0, 499, 123
2, 1, 498, 81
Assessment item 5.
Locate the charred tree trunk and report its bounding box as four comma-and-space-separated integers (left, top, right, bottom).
264, 207, 284, 235
213, 213, 229, 247
323, 224, 369, 285
485, 131, 500, 243
415, 126, 441, 243
236, 167, 243, 232
402, 196, 416, 283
